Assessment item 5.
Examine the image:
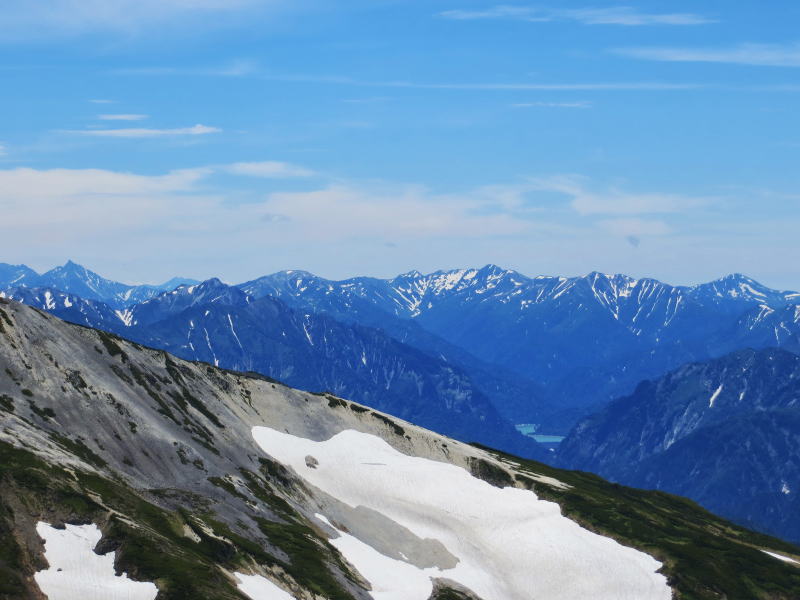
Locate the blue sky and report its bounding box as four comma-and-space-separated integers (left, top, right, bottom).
1, 0, 799, 288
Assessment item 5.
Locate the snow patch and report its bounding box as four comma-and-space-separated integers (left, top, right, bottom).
34, 522, 158, 600
235, 572, 295, 600
115, 309, 134, 327
763, 550, 800, 565
314, 513, 438, 600
708, 384, 723, 408
251, 427, 671, 600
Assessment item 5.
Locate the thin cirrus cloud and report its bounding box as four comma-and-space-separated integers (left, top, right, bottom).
97, 114, 149, 121
614, 42, 800, 67
225, 161, 316, 178
68, 124, 221, 138
119, 67, 705, 91
0, 0, 274, 40
512, 101, 592, 109
528, 175, 710, 216
439, 6, 714, 26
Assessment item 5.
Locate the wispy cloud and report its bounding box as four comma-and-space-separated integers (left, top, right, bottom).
529, 175, 710, 215
440, 6, 714, 26
120, 68, 704, 91
97, 114, 149, 121
0, 144, 6, 156
115, 59, 260, 77
89, 99, 115, 104
115, 64, 704, 92
67, 124, 221, 138
615, 42, 800, 67
512, 101, 592, 108
225, 161, 315, 178
0, 0, 276, 40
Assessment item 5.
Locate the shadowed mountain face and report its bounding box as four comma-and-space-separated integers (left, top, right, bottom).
558, 348, 800, 543
1, 298, 799, 600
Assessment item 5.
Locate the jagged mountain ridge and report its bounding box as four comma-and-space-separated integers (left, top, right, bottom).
1, 298, 799, 599
1, 278, 543, 459
557, 348, 800, 543
0, 260, 199, 309
240, 266, 800, 426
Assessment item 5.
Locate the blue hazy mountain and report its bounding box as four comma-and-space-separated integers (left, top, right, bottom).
557, 348, 800, 543
0, 260, 199, 309
240, 266, 800, 429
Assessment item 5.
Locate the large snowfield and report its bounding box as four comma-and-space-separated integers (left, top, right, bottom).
251, 427, 672, 600
34, 522, 158, 600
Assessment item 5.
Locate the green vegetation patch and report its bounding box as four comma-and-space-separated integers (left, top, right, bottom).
96, 330, 128, 362
255, 517, 357, 600
371, 411, 405, 436
327, 395, 348, 409
48, 433, 107, 469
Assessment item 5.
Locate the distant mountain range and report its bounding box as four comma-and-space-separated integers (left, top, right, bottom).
558, 348, 800, 543
0, 260, 198, 308
238, 265, 800, 428
4, 261, 800, 434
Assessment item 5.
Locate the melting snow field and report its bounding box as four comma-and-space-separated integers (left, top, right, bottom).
252, 427, 672, 600
34, 522, 158, 600
235, 572, 295, 600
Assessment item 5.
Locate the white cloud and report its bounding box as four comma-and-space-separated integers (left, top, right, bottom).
261, 184, 534, 241
89, 99, 115, 104
512, 101, 592, 108
0, 167, 206, 200
97, 114, 149, 121
0, 167, 538, 250
225, 161, 315, 178
529, 175, 709, 215
68, 124, 221, 138
615, 43, 800, 67
0, 144, 6, 156
439, 6, 713, 26
5, 166, 779, 287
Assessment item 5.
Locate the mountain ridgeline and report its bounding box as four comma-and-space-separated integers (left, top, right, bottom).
1, 299, 799, 599
4, 261, 800, 435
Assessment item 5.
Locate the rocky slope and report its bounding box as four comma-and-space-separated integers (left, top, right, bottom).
1, 299, 799, 599
1, 278, 542, 459
558, 348, 800, 542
